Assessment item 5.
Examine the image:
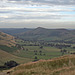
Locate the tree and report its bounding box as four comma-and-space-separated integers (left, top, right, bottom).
40, 46, 43, 49
39, 50, 42, 55
35, 53, 37, 55
33, 56, 39, 62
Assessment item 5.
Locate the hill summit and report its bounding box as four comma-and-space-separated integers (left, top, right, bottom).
17, 27, 75, 41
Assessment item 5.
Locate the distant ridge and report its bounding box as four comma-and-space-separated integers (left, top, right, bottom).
0, 27, 75, 41
16, 27, 75, 41
0, 28, 32, 35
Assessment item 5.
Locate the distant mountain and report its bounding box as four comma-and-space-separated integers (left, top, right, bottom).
16, 27, 75, 41
0, 28, 32, 35
0, 27, 75, 41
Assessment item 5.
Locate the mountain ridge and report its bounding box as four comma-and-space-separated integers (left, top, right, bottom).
0, 27, 75, 41
16, 27, 75, 41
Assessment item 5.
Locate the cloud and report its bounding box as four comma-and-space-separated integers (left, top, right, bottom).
6, 0, 75, 6
0, 19, 75, 28
0, 0, 75, 28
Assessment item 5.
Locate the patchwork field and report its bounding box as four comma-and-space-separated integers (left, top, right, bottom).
12, 39, 75, 61
13, 46, 61, 59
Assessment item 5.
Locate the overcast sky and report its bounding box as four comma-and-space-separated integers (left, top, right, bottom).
0, 0, 75, 28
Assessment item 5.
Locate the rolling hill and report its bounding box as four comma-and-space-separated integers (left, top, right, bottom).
10, 55, 75, 75
0, 27, 75, 42
0, 31, 16, 47
16, 27, 75, 41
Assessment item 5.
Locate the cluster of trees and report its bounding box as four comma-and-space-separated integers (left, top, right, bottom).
55, 44, 71, 49
15, 40, 73, 50
73, 46, 75, 49
43, 43, 71, 49
0, 61, 18, 70
49, 40, 75, 44
60, 49, 68, 55
16, 41, 71, 50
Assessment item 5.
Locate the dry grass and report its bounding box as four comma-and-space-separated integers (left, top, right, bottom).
0, 32, 16, 47
10, 55, 75, 75
60, 70, 75, 75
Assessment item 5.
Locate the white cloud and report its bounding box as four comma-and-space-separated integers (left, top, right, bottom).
6, 0, 75, 6
0, 0, 75, 6
0, 0, 75, 28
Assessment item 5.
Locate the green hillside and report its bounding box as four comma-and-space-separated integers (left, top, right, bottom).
16, 27, 75, 41
0, 49, 32, 66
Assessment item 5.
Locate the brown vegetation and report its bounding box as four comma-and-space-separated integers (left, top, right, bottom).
10, 55, 75, 75
0, 32, 16, 47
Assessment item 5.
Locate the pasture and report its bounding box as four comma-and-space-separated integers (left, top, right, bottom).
13, 39, 75, 61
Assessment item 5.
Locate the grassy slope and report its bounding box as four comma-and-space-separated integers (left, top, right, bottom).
11, 55, 75, 75
0, 49, 32, 66
0, 32, 33, 65
0, 32, 16, 47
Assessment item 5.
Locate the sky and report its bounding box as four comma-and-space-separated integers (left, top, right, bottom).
0, 0, 75, 28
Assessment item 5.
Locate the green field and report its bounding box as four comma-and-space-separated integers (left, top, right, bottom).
0, 49, 33, 66
12, 40, 75, 61
0, 45, 18, 53
13, 46, 61, 59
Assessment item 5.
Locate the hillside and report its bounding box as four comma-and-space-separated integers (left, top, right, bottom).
0, 32, 33, 66
0, 31, 16, 47
16, 27, 75, 41
0, 49, 32, 66
10, 55, 75, 75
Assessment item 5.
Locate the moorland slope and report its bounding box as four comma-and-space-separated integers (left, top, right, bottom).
11, 55, 75, 75
0, 31, 16, 47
